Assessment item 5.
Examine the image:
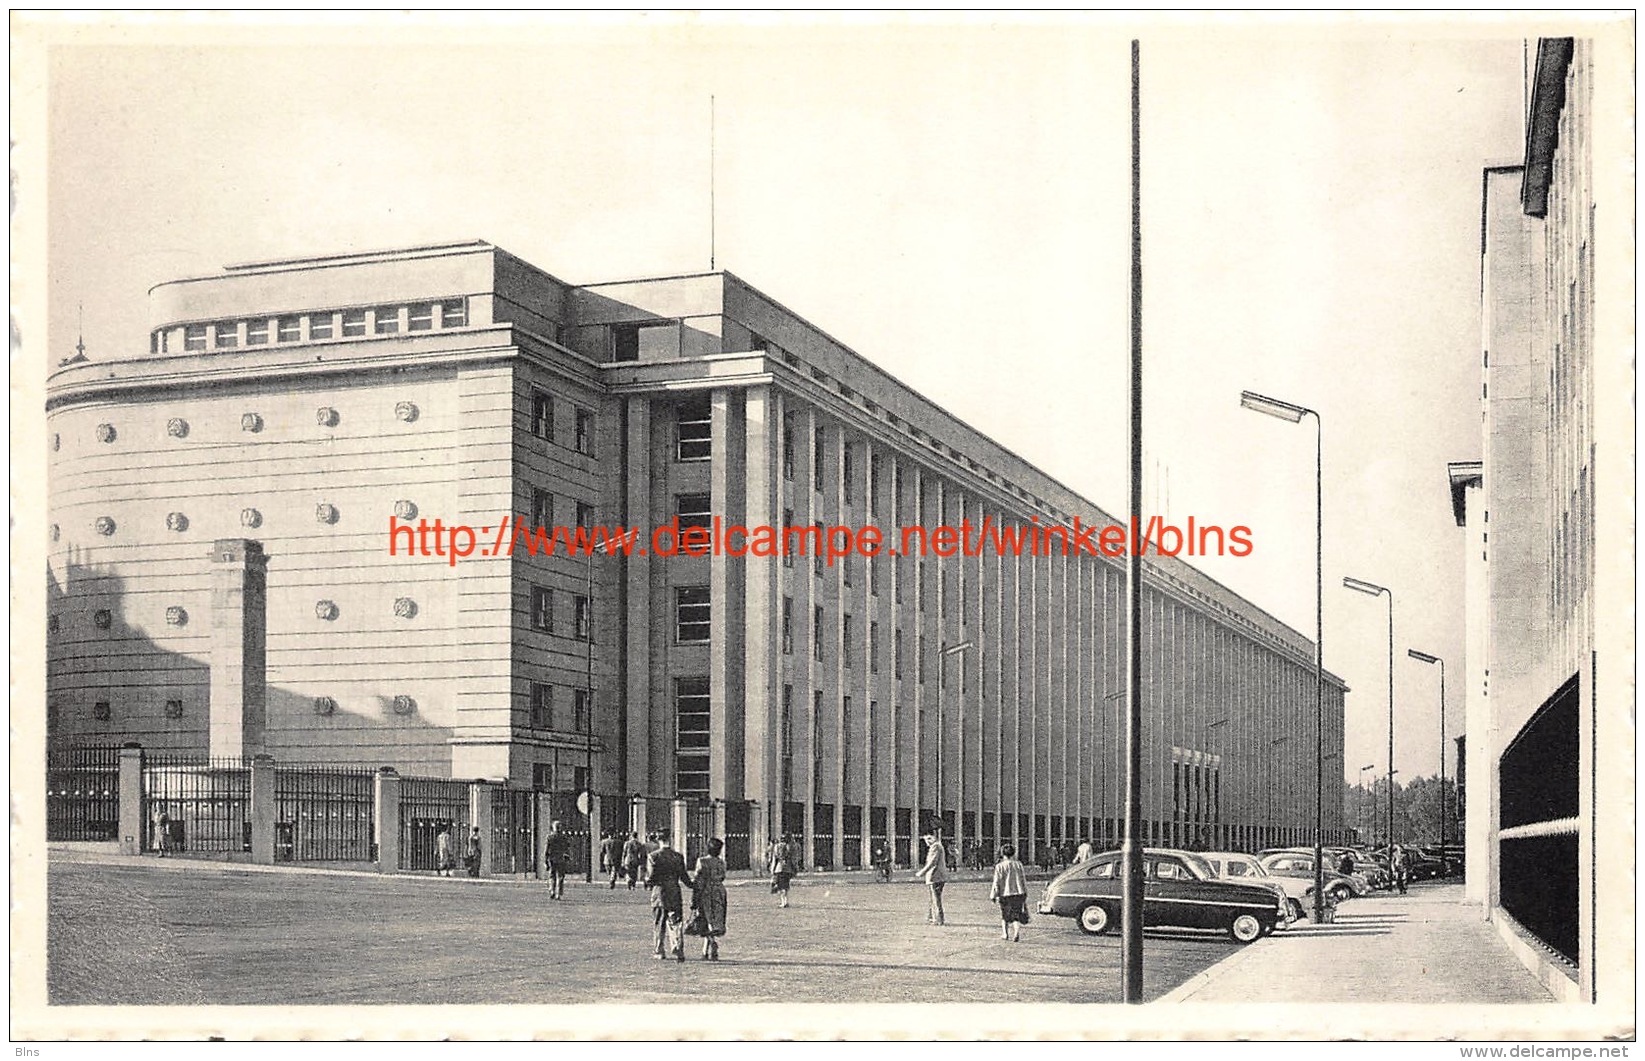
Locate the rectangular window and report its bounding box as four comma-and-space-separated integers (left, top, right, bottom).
374, 306, 400, 335
812, 692, 824, 786
814, 523, 825, 577
532, 762, 555, 792
918, 635, 926, 684
842, 696, 853, 766
573, 594, 592, 641
531, 488, 553, 531
613, 324, 639, 362
676, 395, 711, 461
530, 682, 553, 729
894, 628, 904, 679
870, 621, 881, 674
408, 303, 435, 331
246, 319, 269, 346
842, 614, 854, 668
573, 688, 592, 733
782, 596, 794, 655
341, 309, 367, 337
277, 315, 301, 342
893, 464, 904, 524
814, 427, 826, 491
782, 422, 795, 481
214, 322, 238, 349
870, 555, 881, 597
308, 313, 334, 340
184, 324, 207, 351
93, 701, 112, 722
813, 606, 824, 661
677, 493, 711, 532
843, 553, 853, 588
675, 677, 711, 799
895, 557, 905, 604
870, 455, 883, 516
574, 408, 595, 456
613, 320, 676, 361
842, 444, 855, 504
531, 391, 553, 441
576, 501, 594, 530
440, 299, 468, 327
530, 586, 553, 633
676, 586, 711, 644
780, 685, 794, 801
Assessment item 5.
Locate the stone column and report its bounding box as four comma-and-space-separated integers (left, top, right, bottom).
208, 539, 268, 760
623, 397, 653, 793
748, 799, 766, 876
671, 798, 688, 849
118, 742, 144, 856
373, 767, 400, 873
249, 754, 276, 865
469, 780, 495, 878
629, 793, 646, 839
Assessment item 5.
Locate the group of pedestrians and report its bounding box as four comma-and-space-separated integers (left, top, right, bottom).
596, 829, 731, 961
916, 831, 1031, 941
433, 824, 484, 877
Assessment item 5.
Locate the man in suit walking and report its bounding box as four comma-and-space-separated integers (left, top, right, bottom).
645, 833, 694, 961
915, 831, 950, 926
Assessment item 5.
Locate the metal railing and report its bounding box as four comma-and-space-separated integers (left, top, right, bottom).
275, 765, 375, 863
398, 776, 470, 871
47, 746, 122, 842
144, 755, 251, 854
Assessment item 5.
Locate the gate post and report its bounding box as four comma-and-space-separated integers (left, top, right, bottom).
374, 767, 401, 873
587, 793, 603, 883
713, 799, 728, 844
249, 754, 276, 865
469, 780, 495, 879
535, 790, 552, 879
118, 742, 144, 856
671, 798, 688, 848
629, 794, 645, 838
748, 800, 766, 876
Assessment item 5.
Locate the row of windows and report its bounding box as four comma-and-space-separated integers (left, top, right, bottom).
779, 598, 910, 678
162, 298, 469, 354
529, 390, 597, 456
527, 488, 595, 532
778, 422, 892, 514
528, 586, 592, 640
527, 682, 592, 733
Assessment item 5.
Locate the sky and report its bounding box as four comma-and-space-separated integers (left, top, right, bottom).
34, 13, 1545, 788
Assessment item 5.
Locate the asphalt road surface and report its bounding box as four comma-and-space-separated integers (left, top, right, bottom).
48, 860, 1243, 1005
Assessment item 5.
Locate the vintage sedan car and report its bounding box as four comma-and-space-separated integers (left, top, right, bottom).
1037, 848, 1287, 943
1201, 851, 1315, 923
1260, 852, 1366, 901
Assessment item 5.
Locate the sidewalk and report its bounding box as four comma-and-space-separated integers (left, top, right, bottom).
1161, 883, 1557, 1004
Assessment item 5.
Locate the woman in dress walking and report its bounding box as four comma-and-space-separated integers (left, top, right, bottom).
990, 843, 1030, 942
769, 834, 796, 908
690, 837, 729, 960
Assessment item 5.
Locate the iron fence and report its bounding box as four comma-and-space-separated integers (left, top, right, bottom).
399, 776, 470, 871
491, 787, 534, 875
683, 799, 716, 865
47, 746, 122, 842
723, 800, 751, 871
144, 755, 251, 854
274, 766, 375, 863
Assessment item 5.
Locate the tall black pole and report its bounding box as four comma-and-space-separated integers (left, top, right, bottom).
584, 537, 596, 884
1438, 658, 1446, 855
1120, 38, 1146, 1005
1311, 414, 1325, 921
1386, 593, 1395, 854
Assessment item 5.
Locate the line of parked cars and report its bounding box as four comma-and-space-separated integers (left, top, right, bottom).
1037, 842, 1461, 944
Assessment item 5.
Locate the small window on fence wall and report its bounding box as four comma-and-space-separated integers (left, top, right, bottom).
675, 677, 711, 799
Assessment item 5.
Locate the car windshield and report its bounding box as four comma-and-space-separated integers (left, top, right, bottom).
1178, 853, 1214, 880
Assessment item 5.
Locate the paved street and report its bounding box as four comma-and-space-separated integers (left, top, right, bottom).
49, 855, 1239, 1006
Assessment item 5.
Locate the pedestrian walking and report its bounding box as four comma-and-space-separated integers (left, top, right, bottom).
644, 833, 693, 962
871, 839, 892, 883
152, 806, 171, 858
621, 831, 646, 890
1074, 839, 1093, 864
464, 826, 483, 877
769, 835, 796, 908
1391, 845, 1410, 895
435, 825, 455, 876
600, 831, 623, 889
763, 839, 777, 882
689, 837, 729, 961
990, 843, 1030, 942
915, 831, 949, 925
544, 821, 571, 899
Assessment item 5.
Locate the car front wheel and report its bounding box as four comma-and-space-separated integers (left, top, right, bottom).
1328, 882, 1353, 903
1077, 901, 1114, 936
1228, 913, 1264, 944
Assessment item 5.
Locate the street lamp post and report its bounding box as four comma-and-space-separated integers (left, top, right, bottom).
1358, 764, 1375, 847
1205, 717, 1229, 849
936, 640, 973, 845
1407, 649, 1447, 856
1343, 577, 1394, 856
1239, 389, 1324, 921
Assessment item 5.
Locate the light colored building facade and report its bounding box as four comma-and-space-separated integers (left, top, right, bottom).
48, 239, 1348, 867
1452, 38, 1622, 1003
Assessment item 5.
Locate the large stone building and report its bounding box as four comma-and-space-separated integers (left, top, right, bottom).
1450, 37, 1624, 1003
47, 239, 1348, 866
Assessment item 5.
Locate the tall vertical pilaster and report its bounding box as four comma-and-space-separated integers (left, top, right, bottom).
209, 539, 268, 761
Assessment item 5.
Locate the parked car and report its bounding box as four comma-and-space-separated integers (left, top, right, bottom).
1259, 852, 1367, 902
1200, 851, 1315, 924
1037, 848, 1287, 943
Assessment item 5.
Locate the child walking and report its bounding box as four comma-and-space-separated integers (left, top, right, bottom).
990, 844, 1030, 942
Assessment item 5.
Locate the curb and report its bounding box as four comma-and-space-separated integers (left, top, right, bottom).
1154, 929, 1279, 1003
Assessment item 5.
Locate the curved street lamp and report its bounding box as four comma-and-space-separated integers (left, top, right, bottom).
1343, 576, 1395, 854
1240, 389, 1324, 920
1407, 649, 1447, 856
